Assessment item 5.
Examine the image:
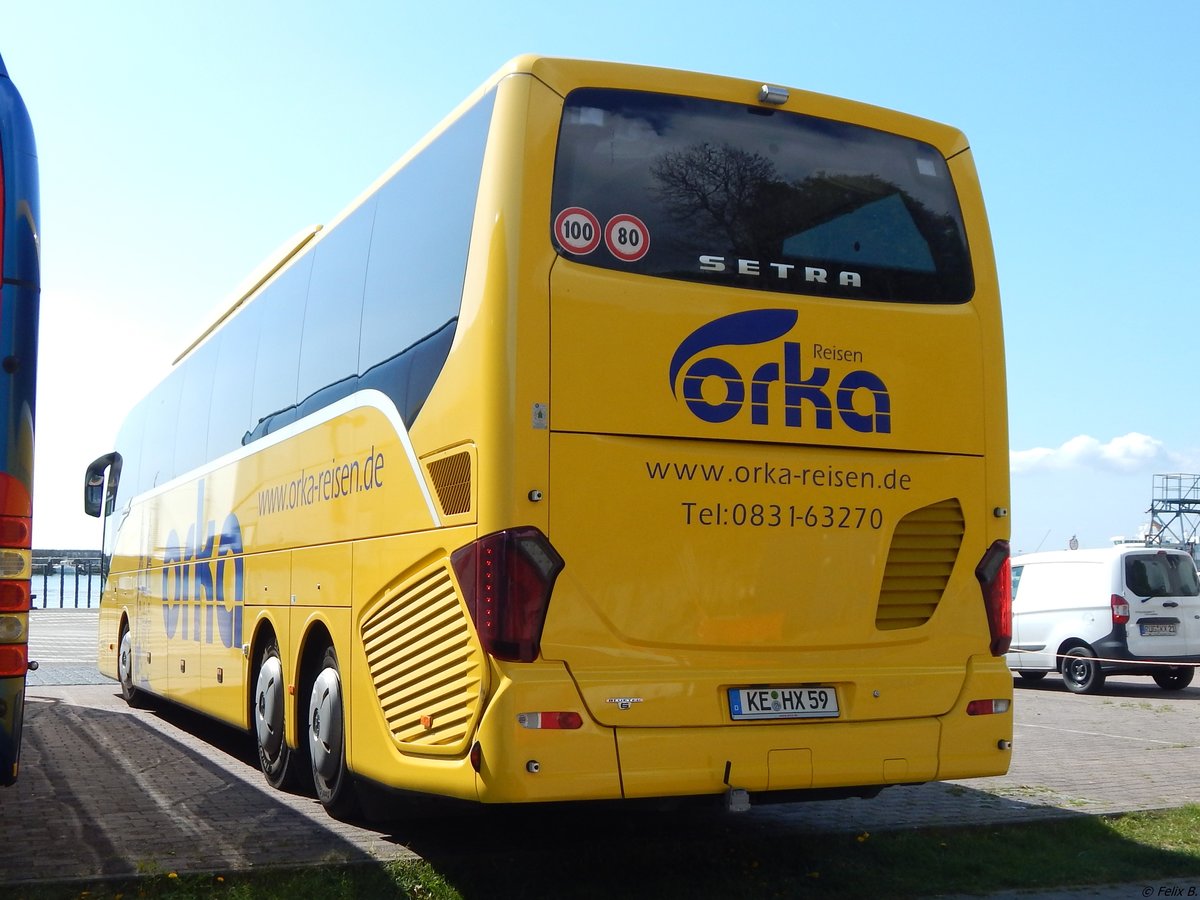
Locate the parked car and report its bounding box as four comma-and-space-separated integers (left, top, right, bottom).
1006, 546, 1200, 693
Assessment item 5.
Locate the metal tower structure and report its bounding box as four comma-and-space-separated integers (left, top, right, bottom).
1145, 474, 1200, 554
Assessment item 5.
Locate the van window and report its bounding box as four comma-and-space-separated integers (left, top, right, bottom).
1124, 554, 1200, 598
1010, 565, 1023, 600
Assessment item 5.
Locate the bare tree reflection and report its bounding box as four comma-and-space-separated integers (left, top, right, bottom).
651, 142, 777, 254
651, 141, 963, 272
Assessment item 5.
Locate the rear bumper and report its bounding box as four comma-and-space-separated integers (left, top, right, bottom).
617, 656, 1012, 796
1093, 632, 1200, 674
473, 656, 1012, 802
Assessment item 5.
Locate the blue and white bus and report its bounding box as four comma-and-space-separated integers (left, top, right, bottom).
0, 50, 39, 787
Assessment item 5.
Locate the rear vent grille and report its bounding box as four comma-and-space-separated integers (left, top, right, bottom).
361, 566, 483, 753
875, 498, 964, 631
426, 451, 472, 516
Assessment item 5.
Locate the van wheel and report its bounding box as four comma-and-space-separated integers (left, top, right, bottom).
308, 645, 358, 819
1017, 671, 1047, 683
1061, 646, 1105, 694
1152, 667, 1195, 691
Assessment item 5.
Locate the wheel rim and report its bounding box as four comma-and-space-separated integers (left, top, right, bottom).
309, 666, 343, 782
1065, 652, 1091, 685
118, 631, 133, 688
255, 655, 285, 759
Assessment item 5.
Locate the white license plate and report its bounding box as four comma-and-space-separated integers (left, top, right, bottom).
727, 686, 839, 720
1140, 622, 1178, 636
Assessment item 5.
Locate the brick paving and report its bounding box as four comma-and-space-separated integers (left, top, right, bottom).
3, 611, 1200, 895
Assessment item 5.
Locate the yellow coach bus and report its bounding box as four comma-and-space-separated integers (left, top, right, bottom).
86, 56, 1012, 817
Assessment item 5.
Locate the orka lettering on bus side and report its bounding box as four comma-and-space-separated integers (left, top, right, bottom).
162, 481, 245, 648
667, 309, 891, 433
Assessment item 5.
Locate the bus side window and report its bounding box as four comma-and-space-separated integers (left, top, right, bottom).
174, 337, 218, 477
359, 90, 495, 404
249, 255, 311, 437
297, 199, 374, 405
208, 300, 260, 459
142, 375, 184, 491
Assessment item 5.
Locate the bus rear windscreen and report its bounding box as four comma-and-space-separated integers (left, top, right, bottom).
550, 88, 974, 303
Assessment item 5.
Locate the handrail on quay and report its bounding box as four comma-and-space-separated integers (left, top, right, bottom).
30, 549, 103, 609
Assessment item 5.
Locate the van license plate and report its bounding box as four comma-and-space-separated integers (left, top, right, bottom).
728, 686, 839, 720
1140, 623, 1178, 636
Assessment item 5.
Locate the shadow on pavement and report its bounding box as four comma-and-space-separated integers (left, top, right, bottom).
0, 690, 392, 887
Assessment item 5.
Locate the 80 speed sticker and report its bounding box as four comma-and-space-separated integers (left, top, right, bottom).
604, 213, 649, 262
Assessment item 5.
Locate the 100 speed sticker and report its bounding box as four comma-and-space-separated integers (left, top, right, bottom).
554, 207, 601, 255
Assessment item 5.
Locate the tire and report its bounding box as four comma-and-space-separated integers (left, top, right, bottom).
1152, 667, 1195, 691
1017, 670, 1048, 683
117, 625, 149, 708
308, 645, 358, 819
255, 637, 303, 790
1060, 646, 1106, 694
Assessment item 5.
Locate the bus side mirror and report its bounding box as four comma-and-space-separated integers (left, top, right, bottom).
84, 452, 121, 518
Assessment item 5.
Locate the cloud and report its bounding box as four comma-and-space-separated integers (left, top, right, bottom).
1011, 432, 1171, 474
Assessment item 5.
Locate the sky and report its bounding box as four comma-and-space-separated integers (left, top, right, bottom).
4, 0, 1200, 553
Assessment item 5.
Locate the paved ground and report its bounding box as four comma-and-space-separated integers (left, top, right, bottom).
4, 610, 1200, 898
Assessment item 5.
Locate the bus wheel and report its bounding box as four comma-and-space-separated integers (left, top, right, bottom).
255, 638, 300, 789
117, 626, 149, 708
308, 645, 358, 819
1061, 646, 1105, 695
1152, 667, 1195, 691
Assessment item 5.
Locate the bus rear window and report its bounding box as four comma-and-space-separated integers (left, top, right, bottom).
550, 88, 974, 303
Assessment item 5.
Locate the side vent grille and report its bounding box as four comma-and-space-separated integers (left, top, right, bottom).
875, 498, 964, 631
427, 451, 472, 516
361, 566, 483, 754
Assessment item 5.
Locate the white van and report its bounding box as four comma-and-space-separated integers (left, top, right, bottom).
1006, 546, 1200, 693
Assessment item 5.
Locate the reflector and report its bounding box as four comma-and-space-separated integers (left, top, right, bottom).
0, 615, 22, 642
0, 549, 29, 579
517, 711, 583, 729
966, 699, 1010, 716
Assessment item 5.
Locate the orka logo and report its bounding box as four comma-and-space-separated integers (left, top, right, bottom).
668, 309, 891, 433
162, 481, 245, 648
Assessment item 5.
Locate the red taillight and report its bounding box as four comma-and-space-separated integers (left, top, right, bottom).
975, 539, 1012, 656
0, 515, 30, 548
451, 527, 565, 662
1111, 594, 1131, 625
0, 580, 29, 612
0, 643, 27, 678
